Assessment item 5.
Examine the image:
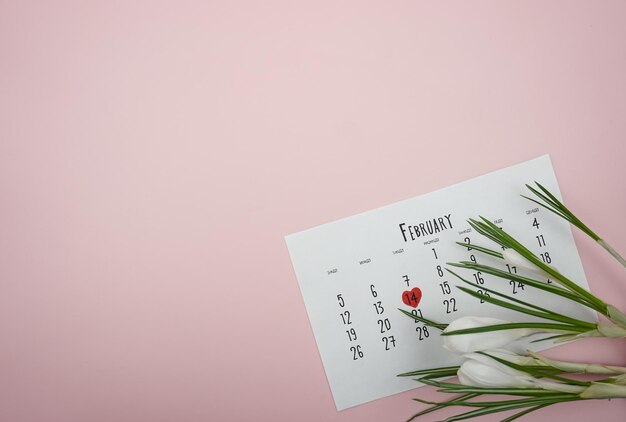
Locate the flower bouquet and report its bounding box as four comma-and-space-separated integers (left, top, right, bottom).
399, 183, 626, 421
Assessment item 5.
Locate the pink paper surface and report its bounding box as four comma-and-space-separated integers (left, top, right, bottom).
1, 1, 625, 421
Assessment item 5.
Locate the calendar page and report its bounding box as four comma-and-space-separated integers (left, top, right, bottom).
285, 155, 596, 410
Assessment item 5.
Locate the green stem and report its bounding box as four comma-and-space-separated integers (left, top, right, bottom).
597, 239, 626, 268
441, 322, 589, 336
580, 382, 626, 398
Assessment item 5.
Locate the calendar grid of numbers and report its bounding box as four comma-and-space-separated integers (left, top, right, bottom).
285, 155, 595, 411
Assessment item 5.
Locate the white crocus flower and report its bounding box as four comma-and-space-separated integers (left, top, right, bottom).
443, 316, 533, 354
458, 351, 586, 394
502, 248, 556, 280
458, 351, 536, 388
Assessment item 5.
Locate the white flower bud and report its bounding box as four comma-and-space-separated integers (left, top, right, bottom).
443, 316, 533, 354
457, 351, 586, 394
457, 352, 536, 388
502, 248, 555, 280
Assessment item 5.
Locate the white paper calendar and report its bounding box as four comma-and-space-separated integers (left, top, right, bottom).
285, 155, 595, 410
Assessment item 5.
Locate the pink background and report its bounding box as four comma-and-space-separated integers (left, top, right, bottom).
1, 1, 625, 421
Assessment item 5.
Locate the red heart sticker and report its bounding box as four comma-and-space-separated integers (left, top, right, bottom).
402, 287, 422, 308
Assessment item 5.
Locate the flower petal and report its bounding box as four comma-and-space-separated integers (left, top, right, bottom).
457, 358, 535, 388
502, 248, 555, 279
443, 316, 533, 354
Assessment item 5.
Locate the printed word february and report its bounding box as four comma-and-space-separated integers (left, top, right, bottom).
398, 214, 453, 241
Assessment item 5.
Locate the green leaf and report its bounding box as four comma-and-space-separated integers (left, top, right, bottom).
530, 333, 576, 343
418, 378, 565, 396
455, 242, 504, 259
455, 285, 593, 330
524, 182, 599, 242
448, 270, 569, 316
520, 194, 570, 222
447, 268, 591, 321
442, 398, 575, 422
479, 352, 591, 387
441, 322, 588, 336
525, 184, 563, 211
398, 308, 447, 330
471, 216, 608, 313
397, 366, 459, 378
467, 218, 502, 246
406, 393, 480, 422
500, 403, 551, 422
436, 394, 576, 409
525, 182, 626, 267
451, 277, 596, 330
447, 261, 600, 312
